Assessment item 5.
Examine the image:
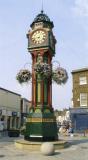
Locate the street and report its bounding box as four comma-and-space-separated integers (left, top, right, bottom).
0, 135, 88, 160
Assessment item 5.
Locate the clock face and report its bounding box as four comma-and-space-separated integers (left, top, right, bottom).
31, 30, 46, 44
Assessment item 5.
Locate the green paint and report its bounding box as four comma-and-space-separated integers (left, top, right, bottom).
44, 109, 50, 113
25, 112, 58, 140
43, 56, 48, 63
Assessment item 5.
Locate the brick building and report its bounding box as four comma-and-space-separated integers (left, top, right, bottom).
71, 68, 88, 131
72, 68, 88, 107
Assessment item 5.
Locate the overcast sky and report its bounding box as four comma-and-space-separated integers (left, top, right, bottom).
0, 0, 88, 110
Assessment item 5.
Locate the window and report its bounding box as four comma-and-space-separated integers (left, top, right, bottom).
79, 77, 87, 85
80, 93, 87, 107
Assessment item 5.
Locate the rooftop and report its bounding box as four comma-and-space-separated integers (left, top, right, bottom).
0, 87, 21, 97
72, 67, 88, 74
30, 10, 54, 28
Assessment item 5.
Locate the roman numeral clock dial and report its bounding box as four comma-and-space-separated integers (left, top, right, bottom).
31, 30, 46, 44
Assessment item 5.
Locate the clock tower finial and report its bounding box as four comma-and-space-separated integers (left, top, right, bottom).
30, 9, 54, 29
41, 0, 44, 13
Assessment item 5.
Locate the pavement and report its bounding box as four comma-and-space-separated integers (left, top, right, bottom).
0, 134, 88, 160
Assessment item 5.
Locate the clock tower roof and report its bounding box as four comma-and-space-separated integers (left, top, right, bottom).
30, 10, 54, 28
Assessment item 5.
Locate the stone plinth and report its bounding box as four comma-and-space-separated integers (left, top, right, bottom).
15, 139, 69, 151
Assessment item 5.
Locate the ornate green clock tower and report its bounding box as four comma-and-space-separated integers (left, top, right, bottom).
25, 10, 58, 141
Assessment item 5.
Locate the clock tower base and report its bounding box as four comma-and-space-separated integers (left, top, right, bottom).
24, 108, 58, 141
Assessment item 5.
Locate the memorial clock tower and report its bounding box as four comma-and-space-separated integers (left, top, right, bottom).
25, 10, 58, 141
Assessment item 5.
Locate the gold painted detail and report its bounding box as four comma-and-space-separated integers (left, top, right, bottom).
38, 83, 41, 102
44, 109, 50, 113
35, 109, 41, 113
26, 118, 55, 123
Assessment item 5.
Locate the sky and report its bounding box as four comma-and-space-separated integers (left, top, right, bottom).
0, 0, 88, 110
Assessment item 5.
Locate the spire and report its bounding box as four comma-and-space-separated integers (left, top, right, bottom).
41, 0, 44, 14
41, 10, 44, 14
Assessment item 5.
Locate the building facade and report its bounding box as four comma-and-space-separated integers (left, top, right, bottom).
71, 68, 88, 131
0, 87, 21, 130
21, 98, 31, 126
72, 68, 88, 107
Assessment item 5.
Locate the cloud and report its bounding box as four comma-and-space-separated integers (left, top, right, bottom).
72, 0, 88, 17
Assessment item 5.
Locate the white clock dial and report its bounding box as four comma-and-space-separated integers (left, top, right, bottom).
31, 30, 46, 44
